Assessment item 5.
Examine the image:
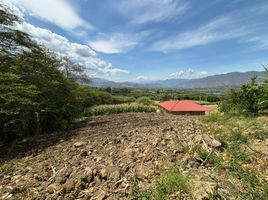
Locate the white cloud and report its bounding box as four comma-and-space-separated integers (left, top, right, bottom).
151, 16, 249, 52
15, 0, 91, 30
1, 0, 128, 77
115, 0, 189, 24
135, 75, 149, 80
13, 22, 127, 77
89, 33, 139, 54
170, 69, 208, 78
199, 71, 209, 76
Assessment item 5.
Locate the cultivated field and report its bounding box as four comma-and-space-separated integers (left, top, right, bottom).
0, 113, 267, 199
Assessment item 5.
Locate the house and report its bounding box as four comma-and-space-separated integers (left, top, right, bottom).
159, 100, 210, 115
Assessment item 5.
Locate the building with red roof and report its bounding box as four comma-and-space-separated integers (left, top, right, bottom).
159, 100, 210, 115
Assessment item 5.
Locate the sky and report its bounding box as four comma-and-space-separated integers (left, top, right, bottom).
2, 0, 268, 82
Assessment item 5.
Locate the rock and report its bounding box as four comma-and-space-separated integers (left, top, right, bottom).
46, 183, 60, 194
93, 190, 106, 200
74, 142, 85, 148
123, 148, 133, 157
135, 165, 151, 180
100, 168, 108, 180
81, 167, 93, 183
62, 180, 75, 193
109, 169, 121, 182
55, 176, 67, 184
191, 180, 217, 200
203, 135, 222, 148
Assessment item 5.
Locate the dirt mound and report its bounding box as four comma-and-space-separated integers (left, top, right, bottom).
0, 113, 204, 199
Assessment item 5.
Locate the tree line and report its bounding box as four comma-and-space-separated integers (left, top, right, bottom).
0, 5, 133, 143
220, 68, 268, 115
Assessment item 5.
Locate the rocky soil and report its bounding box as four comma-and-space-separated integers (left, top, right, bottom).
0, 113, 267, 199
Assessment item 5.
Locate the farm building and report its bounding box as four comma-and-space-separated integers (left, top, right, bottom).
159, 100, 210, 115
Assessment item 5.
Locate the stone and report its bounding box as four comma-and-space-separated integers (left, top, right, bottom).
100, 168, 108, 179
94, 190, 106, 200
74, 142, 85, 148
62, 180, 75, 193
46, 183, 60, 194
203, 135, 222, 148
135, 165, 150, 180
191, 180, 217, 200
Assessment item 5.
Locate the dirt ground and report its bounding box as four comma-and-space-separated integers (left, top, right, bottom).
0, 113, 205, 199
0, 113, 267, 200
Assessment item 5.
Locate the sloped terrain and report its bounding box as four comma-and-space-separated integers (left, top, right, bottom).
0, 113, 267, 200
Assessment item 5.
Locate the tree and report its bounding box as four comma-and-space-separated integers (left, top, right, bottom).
220, 76, 265, 115
0, 5, 84, 140
60, 56, 90, 84
0, 73, 39, 140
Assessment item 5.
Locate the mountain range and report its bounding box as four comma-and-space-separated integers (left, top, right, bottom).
91, 71, 265, 89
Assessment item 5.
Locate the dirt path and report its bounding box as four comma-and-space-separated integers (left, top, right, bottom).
0, 113, 203, 199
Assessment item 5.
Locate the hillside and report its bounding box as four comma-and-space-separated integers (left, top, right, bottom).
1, 113, 267, 199
92, 71, 265, 89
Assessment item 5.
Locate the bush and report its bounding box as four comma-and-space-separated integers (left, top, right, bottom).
136, 96, 153, 106
153, 168, 190, 200
202, 113, 222, 123
131, 168, 190, 200
84, 103, 156, 117
219, 77, 266, 115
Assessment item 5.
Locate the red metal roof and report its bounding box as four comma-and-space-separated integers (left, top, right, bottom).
159, 100, 210, 112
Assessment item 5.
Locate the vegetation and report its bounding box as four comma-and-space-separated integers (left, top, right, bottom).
0, 5, 85, 141
220, 68, 268, 115
84, 103, 156, 116
131, 168, 190, 200
136, 96, 154, 106
200, 113, 268, 199
102, 87, 223, 103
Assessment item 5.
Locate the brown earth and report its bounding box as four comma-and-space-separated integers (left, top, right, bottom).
0, 113, 204, 199
0, 113, 267, 199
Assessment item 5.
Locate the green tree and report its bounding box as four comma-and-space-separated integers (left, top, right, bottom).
220, 76, 265, 115
0, 5, 84, 140
0, 73, 39, 140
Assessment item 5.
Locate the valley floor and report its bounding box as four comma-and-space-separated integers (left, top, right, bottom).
0, 113, 267, 199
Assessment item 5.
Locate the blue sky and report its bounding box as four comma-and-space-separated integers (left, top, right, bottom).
3, 0, 268, 82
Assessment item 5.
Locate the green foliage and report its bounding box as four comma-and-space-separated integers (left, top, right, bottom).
202, 113, 222, 123
131, 176, 152, 200
220, 76, 267, 115
0, 73, 39, 139
202, 114, 268, 199
131, 168, 190, 200
136, 96, 153, 106
84, 103, 156, 117
207, 95, 221, 102
0, 6, 86, 141
153, 168, 190, 200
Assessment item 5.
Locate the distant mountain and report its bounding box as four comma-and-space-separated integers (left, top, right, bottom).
91, 71, 265, 89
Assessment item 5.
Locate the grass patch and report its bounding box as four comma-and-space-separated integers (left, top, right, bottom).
202, 113, 222, 123
153, 168, 190, 200
190, 146, 224, 170
0, 161, 15, 177
200, 114, 268, 199
131, 168, 190, 200
84, 103, 156, 117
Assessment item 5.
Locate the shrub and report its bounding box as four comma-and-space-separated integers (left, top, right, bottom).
84, 103, 156, 117
202, 113, 222, 123
219, 75, 267, 115
136, 96, 153, 106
